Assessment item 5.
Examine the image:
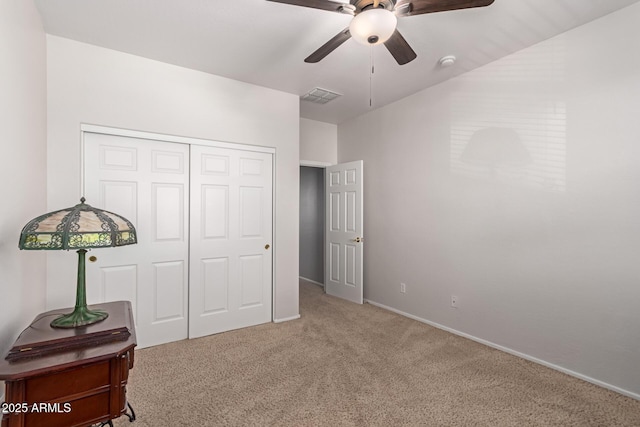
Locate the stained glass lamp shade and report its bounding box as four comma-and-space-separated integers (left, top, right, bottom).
19, 198, 137, 328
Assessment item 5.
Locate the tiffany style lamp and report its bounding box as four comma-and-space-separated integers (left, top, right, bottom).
18, 198, 137, 328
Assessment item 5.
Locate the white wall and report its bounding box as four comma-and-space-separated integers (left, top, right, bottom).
0, 0, 48, 354
0, 0, 47, 395
300, 118, 337, 164
46, 36, 300, 322
338, 4, 640, 397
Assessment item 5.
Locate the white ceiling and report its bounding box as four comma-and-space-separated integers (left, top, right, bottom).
34, 0, 640, 124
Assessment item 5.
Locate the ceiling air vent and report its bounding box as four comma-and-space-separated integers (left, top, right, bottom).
301, 88, 342, 105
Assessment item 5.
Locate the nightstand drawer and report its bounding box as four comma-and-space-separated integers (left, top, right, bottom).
24, 392, 109, 427
25, 360, 110, 402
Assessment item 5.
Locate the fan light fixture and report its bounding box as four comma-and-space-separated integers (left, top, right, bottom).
267, 0, 496, 65
349, 8, 397, 45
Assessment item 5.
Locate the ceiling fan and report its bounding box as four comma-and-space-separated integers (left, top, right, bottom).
266, 0, 495, 65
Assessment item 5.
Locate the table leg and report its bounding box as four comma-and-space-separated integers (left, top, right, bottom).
125, 401, 136, 422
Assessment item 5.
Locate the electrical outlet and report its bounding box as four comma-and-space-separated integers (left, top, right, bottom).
451, 295, 458, 308
400, 283, 406, 293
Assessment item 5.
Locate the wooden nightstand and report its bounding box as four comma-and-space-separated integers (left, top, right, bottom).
0, 301, 137, 427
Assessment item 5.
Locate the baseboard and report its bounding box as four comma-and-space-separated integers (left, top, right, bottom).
364, 298, 640, 401
299, 276, 324, 288
273, 314, 301, 324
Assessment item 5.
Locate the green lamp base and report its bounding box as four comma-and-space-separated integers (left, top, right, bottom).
49, 248, 110, 329
50, 306, 109, 329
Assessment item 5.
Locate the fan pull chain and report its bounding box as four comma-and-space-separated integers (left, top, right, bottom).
369, 46, 375, 107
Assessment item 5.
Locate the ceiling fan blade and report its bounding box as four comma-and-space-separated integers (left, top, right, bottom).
395, 0, 494, 17
384, 30, 417, 65
266, 0, 348, 13
305, 28, 352, 63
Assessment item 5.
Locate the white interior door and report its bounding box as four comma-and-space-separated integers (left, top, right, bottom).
84, 132, 190, 348
189, 144, 273, 338
325, 160, 364, 304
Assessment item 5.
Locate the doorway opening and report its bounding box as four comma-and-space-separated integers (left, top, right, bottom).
299, 165, 325, 289
299, 160, 364, 304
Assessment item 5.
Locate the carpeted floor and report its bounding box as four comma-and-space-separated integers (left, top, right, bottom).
114, 280, 640, 426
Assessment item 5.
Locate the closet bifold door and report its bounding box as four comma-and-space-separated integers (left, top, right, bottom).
188, 144, 273, 338
83, 132, 190, 348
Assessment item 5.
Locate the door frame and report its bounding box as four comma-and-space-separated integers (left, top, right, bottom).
298, 160, 365, 303
300, 160, 332, 168
80, 124, 277, 323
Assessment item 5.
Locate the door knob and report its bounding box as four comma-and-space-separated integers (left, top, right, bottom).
265, 244, 270, 250
354, 237, 363, 243
89, 256, 98, 262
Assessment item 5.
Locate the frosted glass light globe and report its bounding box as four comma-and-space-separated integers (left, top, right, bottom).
349, 8, 398, 45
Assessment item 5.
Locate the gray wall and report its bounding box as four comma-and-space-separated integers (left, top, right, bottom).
299, 167, 324, 284
337, 3, 640, 397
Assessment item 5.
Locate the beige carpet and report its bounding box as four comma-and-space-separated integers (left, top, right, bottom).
114, 280, 640, 426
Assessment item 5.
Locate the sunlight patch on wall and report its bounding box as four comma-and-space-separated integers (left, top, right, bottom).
450, 38, 567, 193
450, 97, 566, 192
